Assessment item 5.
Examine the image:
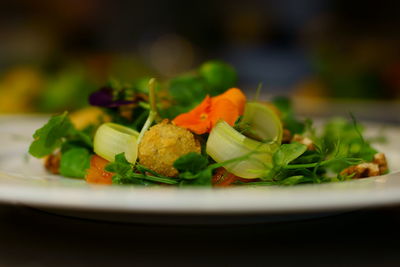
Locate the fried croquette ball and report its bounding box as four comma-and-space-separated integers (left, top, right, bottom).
138, 120, 201, 177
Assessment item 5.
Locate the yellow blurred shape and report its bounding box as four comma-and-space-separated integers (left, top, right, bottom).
0, 67, 44, 113
293, 78, 329, 99
69, 106, 110, 130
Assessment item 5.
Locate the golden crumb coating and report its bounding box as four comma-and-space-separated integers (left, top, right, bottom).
138, 120, 201, 177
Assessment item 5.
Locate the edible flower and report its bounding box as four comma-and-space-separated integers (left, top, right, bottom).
89, 87, 134, 108
173, 88, 246, 134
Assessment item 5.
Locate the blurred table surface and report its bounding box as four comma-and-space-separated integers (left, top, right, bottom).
1, 204, 400, 266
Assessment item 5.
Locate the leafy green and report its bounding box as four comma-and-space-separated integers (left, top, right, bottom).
258, 138, 363, 186
321, 117, 377, 172
161, 74, 209, 119
279, 175, 312, 185
29, 112, 72, 157
179, 169, 213, 186
168, 75, 208, 107
173, 152, 213, 186
105, 153, 132, 174
273, 143, 308, 167
199, 61, 237, 95
105, 153, 178, 185
59, 148, 91, 178
174, 152, 209, 174
29, 112, 92, 158
260, 143, 307, 183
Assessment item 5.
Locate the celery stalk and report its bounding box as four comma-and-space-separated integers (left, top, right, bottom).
206, 102, 282, 178
94, 123, 139, 163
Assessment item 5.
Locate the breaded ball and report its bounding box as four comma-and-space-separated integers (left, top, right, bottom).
138, 120, 201, 177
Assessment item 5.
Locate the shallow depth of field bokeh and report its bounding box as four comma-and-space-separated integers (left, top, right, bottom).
0, 0, 399, 121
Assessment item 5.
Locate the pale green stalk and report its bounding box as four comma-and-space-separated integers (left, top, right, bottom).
137, 78, 159, 144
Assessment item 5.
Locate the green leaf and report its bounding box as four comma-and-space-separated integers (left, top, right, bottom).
322, 117, 377, 172
127, 172, 178, 185
112, 174, 148, 186
179, 169, 213, 187
168, 75, 208, 107
173, 152, 212, 186
70, 130, 93, 148
29, 111, 94, 158
104, 153, 131, 175
29, 112, 74, 158
173, 152, 209, 174
273, 143, 308, 167
279, 175, 307, 185
199, 61, 237, 95
59, 148, 91, 178
106, 153, 178, 185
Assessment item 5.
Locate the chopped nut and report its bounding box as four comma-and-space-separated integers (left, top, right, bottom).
373, 153, 388, 174
44, 152, 61, 174
292, 134, 315, 150
340, 153, 389, 179
282, 129, 292, 144
340, 162, 381, 179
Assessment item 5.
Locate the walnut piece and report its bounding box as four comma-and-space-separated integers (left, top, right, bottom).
292, 134, 315, 150
340, 153, 388, 179
373, 152, 388, 174
44, 152, 61, 174
282, 129, 292, 144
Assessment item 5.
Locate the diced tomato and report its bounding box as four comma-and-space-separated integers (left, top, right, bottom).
85, 155, 113, 185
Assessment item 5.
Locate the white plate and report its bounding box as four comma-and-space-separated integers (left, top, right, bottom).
0, 115, 399, 224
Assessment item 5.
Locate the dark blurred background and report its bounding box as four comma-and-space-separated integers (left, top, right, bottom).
0, 0, 399, 115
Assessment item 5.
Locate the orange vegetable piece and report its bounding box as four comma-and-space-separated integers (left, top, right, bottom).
173, 88, 246, 134
212, 167, 257, 187
85, 155, 114, 185
173, 96, 213, 134
209, 98, 239, 127
211, 88, 246, 114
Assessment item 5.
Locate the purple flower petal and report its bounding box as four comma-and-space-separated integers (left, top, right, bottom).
89, 87, 134, 107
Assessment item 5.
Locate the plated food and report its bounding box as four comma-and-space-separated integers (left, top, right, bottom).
29, 61, 389, 187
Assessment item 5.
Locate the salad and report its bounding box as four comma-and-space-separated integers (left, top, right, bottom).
29, 61, 389, 187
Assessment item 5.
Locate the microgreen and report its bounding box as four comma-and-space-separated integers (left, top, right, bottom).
29, 112, 92, 158
59, 147, 91, 178
105, 153, 179, 185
